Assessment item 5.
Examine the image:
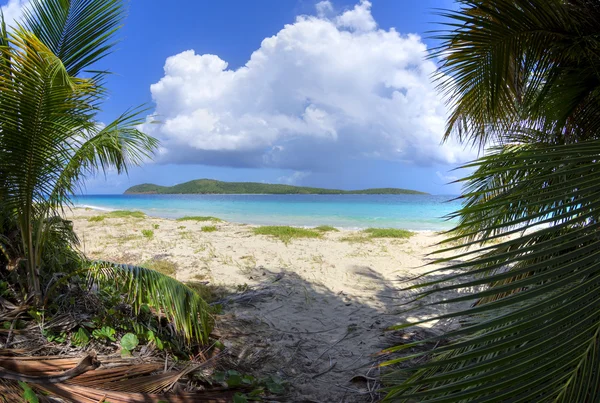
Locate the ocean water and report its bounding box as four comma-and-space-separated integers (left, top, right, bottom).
72, 194, 461, 231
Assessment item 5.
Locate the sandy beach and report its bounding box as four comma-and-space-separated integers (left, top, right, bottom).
69, 208, 465, 401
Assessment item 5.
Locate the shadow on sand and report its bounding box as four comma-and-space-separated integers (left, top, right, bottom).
212, 263, 474, 402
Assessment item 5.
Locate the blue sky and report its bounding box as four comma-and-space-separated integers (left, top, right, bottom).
3, 0, 472, 195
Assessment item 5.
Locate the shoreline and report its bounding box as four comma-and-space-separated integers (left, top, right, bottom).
71, 204, 449, 233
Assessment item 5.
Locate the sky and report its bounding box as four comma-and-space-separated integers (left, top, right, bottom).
1, 0, 474, 195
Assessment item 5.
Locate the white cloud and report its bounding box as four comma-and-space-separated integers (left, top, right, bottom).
315, 1, 333, 18
1, 0, 28, 27
436, 170, 459, 183
145, 1, 475, 171
335, 0, 376, 32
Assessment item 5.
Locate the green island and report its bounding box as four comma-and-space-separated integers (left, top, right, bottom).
124, 178, 428, 195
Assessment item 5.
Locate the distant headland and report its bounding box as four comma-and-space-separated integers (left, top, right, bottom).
124, 179, 428, 195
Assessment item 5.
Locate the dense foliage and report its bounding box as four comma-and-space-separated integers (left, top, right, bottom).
385, 0, 600, 401
0, 0, 211, 344
125, 179, 428, 195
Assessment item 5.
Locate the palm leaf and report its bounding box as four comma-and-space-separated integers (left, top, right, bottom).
87, 261, 212, 344
383, 140, 600, 401
22, 0, 124, 76
385, 0, 600, 401
0, 0, 158, 300
433, 0, 600, 146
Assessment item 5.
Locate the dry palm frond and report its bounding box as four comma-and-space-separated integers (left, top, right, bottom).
35, 383, 235, 403
0, 349, 235, 402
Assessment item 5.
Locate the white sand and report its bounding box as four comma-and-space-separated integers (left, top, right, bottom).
69, 208, 468, 401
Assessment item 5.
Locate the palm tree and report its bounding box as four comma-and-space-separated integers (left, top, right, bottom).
0, 0, 211, 343
384, 0, 600, 401
0, 0, 153, 302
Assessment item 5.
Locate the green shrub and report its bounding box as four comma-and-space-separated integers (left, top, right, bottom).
141, 229, 154, 239
314, 225, 339, 232
201, 225, 217, 232
253, 226, 321, 244
363, 228, 414, 238
176, 216, 223, 222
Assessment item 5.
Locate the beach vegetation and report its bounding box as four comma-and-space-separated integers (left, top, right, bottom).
88, 215, 105, 222
340, 234, 372, 243
179, 230, 194, 240
141, 229, 154, 239
386, 1, 600, 400
0, 0, 159, 299
176, 216, 224, 222
314, 225, 339, 232
201, 225, 217, 232
106, 210, 146, 219
89, 261, 211, 343
363, 228, 414, 238
252, 225, 322, 243
113, 234, 140, 245
142, 258, 177, 277
0, 0, 215, 389
153, 224, 160, 229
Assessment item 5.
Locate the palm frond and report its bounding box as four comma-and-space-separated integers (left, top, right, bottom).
22, 0, 124, 76
50, 106, 158, 208
433, 0, 600, 146
384, 139, 600, 401
87, 261, 212, 344
0, 1, 157, 299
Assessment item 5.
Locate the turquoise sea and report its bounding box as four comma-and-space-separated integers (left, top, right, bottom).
72, 194, 461, 231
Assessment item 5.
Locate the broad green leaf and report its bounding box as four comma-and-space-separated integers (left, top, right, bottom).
120, 333, 139, 351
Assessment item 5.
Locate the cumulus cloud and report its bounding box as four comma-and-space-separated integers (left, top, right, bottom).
145, 1, 474, 171
1, 0, 29, 27
315, 1, 333, 18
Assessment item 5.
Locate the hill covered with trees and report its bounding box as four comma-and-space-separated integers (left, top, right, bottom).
124, 179, 428, 195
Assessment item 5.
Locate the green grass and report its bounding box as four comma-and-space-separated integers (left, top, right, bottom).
176, 216, 223, 223
201, 225, 217, 232
106, 210, 146, 219
253, 226, 322, 244
363, 228, 415, 238
340, 234, 372, 243
141, 229, 154, 239
88, 215, 105, 222
314, 225, 339, 232
143, 259, 177, 277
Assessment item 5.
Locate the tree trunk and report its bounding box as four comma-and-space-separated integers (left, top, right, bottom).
23, 209, 41, 305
